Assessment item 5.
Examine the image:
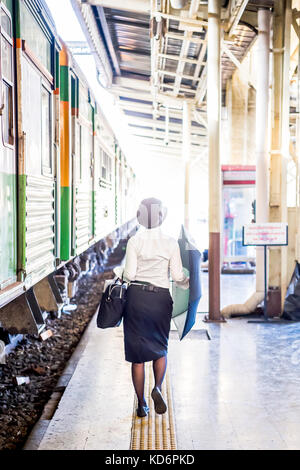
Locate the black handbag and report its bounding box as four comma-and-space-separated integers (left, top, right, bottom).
96, 280, 127, 328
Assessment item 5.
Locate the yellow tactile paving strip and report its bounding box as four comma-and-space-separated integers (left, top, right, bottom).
130, 362, 177, 450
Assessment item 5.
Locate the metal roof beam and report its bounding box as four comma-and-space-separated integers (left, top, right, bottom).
226, 0, 249, 37
118, 97, 202, 111
127, 116, 206, 134
82, 0, 150, 14
171, 0, 203, 97
96, 6, 121, 76
164, 32, 206, 45
158, 53, 205, 65
155, 11, 208, 29
158, 69, 201, 82
113, 76, 150, 90
131, 128, 206, 143
222, 42, 256, 89
132, 137, 207, 151
71, 0, 113, 87
111, 87, 152, 101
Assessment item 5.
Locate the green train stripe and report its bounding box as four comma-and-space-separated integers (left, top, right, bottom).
15, 0, 21, 39
18, 174, 26, 277
60, 186, 71, 261
60, 65, 69, 102
71, 76, 76, 109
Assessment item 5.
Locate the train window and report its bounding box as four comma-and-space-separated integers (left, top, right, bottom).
2, 36, 12, 82
108, 155, 112, 182
101, 151, 107, 180
2, 81, 13, 146
79, 83, 91, 121
21, 2, 51, 72
80, 125, 92, 180
78, 123, 83, 181
2, 1, 13, 17
41, 87, 52, 174
100, 150, 112, 183
1, 9, 11, 36
1, 5, 13, 149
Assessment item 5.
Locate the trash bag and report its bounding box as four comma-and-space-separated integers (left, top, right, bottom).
282, 263, 300, 320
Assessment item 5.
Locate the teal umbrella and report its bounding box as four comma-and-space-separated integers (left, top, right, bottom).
171, 226, 202, 340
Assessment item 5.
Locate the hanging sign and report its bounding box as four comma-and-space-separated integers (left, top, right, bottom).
243, 223, 288, 246
222, 165, 256, 185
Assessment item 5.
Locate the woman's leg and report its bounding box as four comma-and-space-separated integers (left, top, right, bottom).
131, 362, 147, 406
151, 356, 168, 414
152, 355, 167, 390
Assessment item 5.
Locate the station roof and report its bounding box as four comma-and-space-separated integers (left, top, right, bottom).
70, 0, 274, 162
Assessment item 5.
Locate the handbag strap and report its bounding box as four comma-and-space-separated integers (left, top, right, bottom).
108, 282, 126, 300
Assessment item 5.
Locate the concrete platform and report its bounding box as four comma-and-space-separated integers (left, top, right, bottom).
169, 315, 300, 450
30, 274, 300, 450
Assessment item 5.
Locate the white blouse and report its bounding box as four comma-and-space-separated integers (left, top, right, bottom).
123, 226, 189, 289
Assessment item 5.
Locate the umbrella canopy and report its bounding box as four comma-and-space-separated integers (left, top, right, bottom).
171, 226, 202, 340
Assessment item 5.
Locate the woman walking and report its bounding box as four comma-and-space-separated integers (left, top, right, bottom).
122, 198, 189, 417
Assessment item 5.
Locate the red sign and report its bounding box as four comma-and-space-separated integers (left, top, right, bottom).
222, 165, 256, 186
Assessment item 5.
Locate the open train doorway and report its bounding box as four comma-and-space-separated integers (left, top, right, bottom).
222, 165, 256, 274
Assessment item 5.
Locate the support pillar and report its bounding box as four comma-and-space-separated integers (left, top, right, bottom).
269, 1, 291, 313
255, 8, 271, 295
296, 40, 300, 263
183, 101, 192, 230
230, 71, 249, 164
207, 0, 222, 321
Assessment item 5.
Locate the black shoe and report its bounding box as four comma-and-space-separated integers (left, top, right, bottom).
151, 387, 167, 415
136, 404, 149, 418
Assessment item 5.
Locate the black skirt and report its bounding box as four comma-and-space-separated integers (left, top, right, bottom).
123, 284, 173, 363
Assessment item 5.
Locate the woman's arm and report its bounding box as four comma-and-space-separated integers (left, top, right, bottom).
123, 238, 138, 282
169, 242, 189, 288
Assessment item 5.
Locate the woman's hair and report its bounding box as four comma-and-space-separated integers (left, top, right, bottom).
137, 198, 167, 229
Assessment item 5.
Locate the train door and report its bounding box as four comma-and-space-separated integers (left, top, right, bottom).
222, 165, 256, 272
0, 3, 16, 290
74, 81, 93, 254
18, 0, 56, 284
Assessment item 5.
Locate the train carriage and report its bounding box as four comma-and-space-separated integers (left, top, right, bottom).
71, 74, 94, 256
0, 0, 61, 312
17, 0, 60, 285
0, 1, 17, 295
93, 107, 116, 240
0, 0, 137, 337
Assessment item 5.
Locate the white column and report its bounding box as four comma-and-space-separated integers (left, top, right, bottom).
207, 0, 221, 320
255, 8, 271, 292
183, 101, 192, 229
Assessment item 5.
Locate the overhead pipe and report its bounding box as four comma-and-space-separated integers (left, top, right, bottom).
82, 0, 150, 13
183, 101, 192, 229
170, 0, 188, 8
